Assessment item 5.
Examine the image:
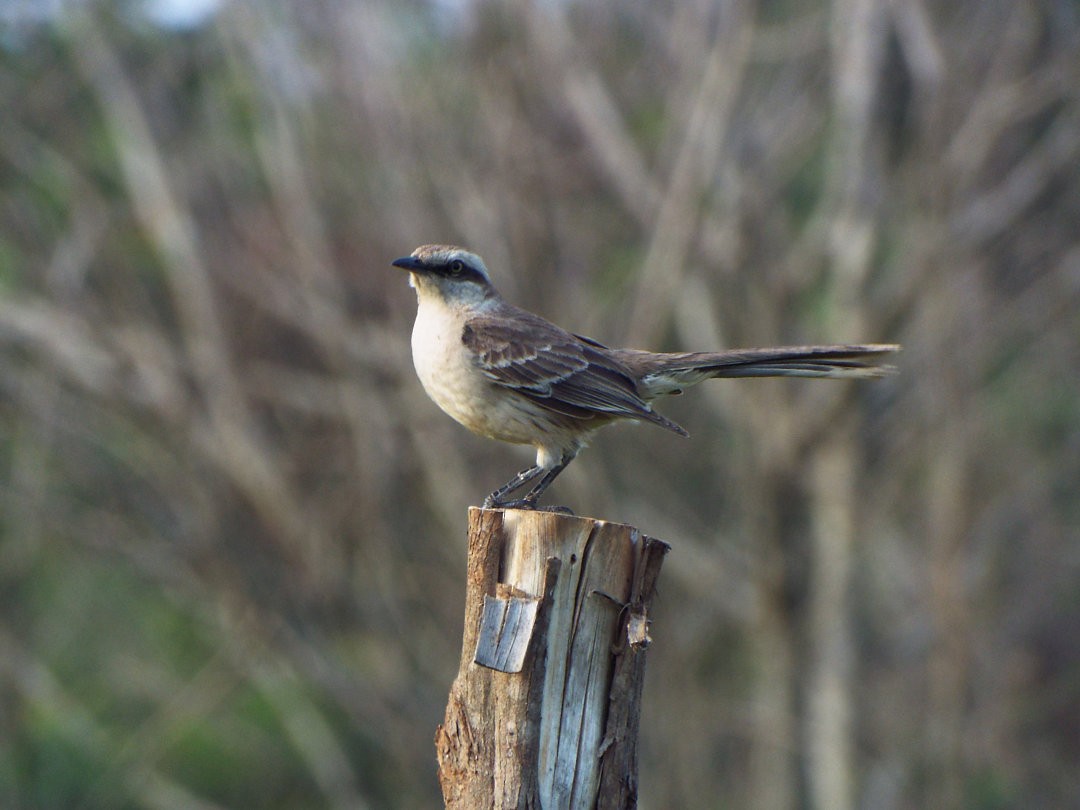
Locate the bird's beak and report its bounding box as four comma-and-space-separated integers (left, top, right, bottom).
392, 256, 426, 272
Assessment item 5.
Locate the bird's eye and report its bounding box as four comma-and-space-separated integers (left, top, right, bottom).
448, 259, 465, 276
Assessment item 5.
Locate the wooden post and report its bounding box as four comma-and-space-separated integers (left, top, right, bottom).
435, 507, 670, 809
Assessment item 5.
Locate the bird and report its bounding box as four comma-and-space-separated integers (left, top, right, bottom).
392, 244, 899, 511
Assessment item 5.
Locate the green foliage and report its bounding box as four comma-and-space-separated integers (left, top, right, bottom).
7, 720, 104, 810
784, 140, 828, 230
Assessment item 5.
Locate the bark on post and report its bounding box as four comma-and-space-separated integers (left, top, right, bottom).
435, 507, 669, 809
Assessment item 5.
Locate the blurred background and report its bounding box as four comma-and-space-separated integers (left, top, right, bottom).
1, 0, 1078, 807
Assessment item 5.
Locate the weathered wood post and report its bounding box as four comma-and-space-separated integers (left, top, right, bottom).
435, 507, 669, 809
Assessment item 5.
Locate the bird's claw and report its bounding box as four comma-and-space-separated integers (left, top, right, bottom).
483, 497, 574, 515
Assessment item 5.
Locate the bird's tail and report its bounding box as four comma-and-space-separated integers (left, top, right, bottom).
616, 344, 900, 398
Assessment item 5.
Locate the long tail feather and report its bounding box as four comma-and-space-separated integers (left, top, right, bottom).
615, 344, 900, 397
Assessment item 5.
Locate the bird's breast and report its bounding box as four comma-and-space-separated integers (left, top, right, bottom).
410, 302, 501, 434
410, 301, 565, 446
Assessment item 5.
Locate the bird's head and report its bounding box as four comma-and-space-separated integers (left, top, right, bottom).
392, 245, 496, 306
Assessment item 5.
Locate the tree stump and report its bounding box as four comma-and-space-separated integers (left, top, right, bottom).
435, 507, 669, 810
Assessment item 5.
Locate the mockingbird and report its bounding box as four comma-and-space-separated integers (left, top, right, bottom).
393, 244, 898, 510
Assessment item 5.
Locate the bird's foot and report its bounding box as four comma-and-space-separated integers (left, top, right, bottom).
483, 497, 574, 515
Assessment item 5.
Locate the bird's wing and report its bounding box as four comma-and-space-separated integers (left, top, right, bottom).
461, 310, 687, 436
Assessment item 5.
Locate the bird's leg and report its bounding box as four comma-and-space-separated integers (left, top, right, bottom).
483, 465, 545, 509
484, 450, 577, 512
505, 453, 574, 513
521, 459, 569, 504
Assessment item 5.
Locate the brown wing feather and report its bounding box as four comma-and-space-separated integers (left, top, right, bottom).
461, 308, 687, 436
